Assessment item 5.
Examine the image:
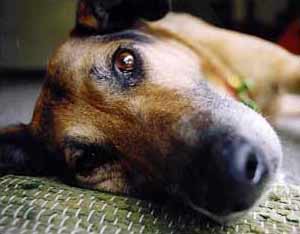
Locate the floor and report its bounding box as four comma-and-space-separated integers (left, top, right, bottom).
0, 77, 42, 127
0, 76, 299, 185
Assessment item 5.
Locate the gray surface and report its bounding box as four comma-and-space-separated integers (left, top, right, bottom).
0, 77, 299, 185
0, 78, 42, 126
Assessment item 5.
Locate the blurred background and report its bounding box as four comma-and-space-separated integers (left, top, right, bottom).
0, 0, 299, 183
2, 0, 300, 70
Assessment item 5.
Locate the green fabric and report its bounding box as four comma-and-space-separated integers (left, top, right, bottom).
0, 175, 299, 234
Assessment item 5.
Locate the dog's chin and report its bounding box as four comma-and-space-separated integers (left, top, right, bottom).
187, 200, 248, 224
75, 162, 130, 194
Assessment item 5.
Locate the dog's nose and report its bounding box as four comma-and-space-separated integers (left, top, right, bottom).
181, 131, 271, 215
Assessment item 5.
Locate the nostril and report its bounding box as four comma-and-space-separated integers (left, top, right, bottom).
231, 142, 268, 186
245, 152, 259, 182
238, 145, 268, 185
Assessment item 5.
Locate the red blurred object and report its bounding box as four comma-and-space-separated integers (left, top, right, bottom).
278, 19, 300, 54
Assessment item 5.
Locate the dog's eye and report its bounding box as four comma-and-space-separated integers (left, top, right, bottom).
111, 48, 143, 88
114, 50, 135, 74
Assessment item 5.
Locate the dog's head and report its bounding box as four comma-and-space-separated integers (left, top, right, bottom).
0, 0, 282, 223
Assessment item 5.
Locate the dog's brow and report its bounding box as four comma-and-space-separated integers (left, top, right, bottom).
95, 30, 153, 44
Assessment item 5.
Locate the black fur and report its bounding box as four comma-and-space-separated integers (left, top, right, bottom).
0, 125, 64, 177
63, 136, 122, 175
77, 0, 171, 34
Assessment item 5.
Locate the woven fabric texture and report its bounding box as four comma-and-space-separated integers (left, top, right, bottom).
0, 175, 299, 234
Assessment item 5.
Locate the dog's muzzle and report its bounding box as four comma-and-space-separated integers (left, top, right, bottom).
179, 130, 270, 217
162, 113, 282, 224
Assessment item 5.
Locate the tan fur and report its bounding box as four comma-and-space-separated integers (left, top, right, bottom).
151, 13, 300, 115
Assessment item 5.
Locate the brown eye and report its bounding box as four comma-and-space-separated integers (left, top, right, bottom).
114, 50, 135, 73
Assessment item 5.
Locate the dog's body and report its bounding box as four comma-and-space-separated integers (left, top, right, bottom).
1, 0, 299, 223
152, 14, 300, 115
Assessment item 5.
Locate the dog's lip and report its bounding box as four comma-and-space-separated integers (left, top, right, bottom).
76, 161, 124, 185
186, 199, 247, 224
173, 190, 250, 224
183, 183, 274, 224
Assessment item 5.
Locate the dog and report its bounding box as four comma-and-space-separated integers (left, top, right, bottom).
0, 0, 299, 223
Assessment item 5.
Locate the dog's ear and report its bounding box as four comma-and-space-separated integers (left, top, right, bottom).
75, 0, 171, 34
0, 124, 50, 176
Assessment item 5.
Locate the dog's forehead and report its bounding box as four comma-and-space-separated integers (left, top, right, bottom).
142, 36, 203, 91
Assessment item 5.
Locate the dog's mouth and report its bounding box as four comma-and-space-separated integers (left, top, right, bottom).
173, 173, 273, 224
187, 199, 248, 224
75, 155, 131, 193
76, 160, 129, 193
76, 161, 123, 184
166, 187, 255, 224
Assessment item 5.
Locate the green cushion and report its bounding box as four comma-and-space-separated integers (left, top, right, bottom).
0, 175, 299, 234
